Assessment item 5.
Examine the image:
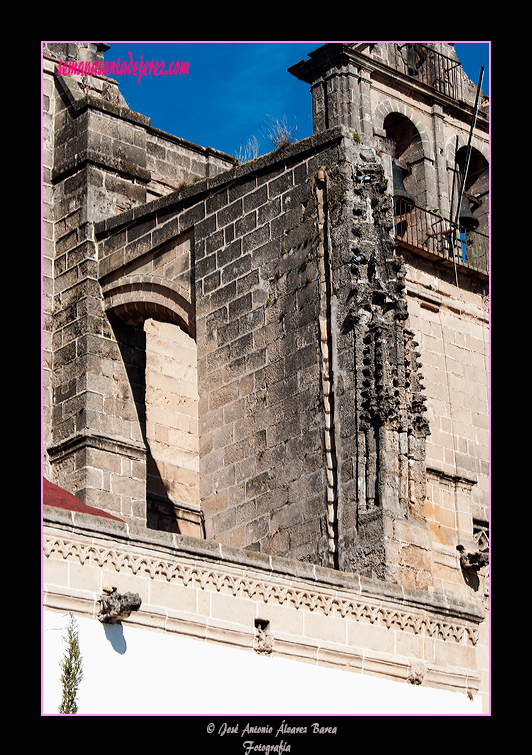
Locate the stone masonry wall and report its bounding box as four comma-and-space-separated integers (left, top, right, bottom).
402, 251, 489, 597
95, 130, 346, 565
195, 144, 338, 563
144, 318, 201, 535
146, 128, 234, 202
42, 44, 488, 711
93, 126, 439, 590
43, 47, 233, 519
47, 66, 150, 514
44, 44, 488, 599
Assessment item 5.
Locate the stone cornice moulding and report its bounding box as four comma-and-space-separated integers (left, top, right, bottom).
47, 432, 147, 463
43, 506, 484, 642
427, 465, 478, 490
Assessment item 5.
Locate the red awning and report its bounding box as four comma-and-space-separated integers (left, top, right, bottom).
42, 477, 124, 521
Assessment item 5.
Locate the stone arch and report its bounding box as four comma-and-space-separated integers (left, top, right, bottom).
455, 146, 489, 236
373, 99, 435, 209
98, 228, 200, 535
373, 99, 434, 162
384, 116, 428, 209
102, 275, 195, 337
445, 132, 489, 168
445, 136, 489, 235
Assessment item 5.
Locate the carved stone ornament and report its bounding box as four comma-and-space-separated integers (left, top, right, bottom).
456, 544, 489, 573
254, 619, 273, 655
44, 534, 480, 646
97, 586, 142, 624
406, 660, 426, 685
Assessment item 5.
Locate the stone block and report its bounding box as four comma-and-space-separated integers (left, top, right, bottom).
270, 501, 303, 531
246, 471, 272, 500
268, 169, 294, 198
222, 254, 252, 285
244, 185, 268, 213
150, 579, 197, 614
242, 225, 270, 254
211, 506, 236, 537
288, 518, 322, 549
210, 280, 237, 311
43, 556, 69, 588
216, 198, 243, 228
210, 591, 256, 627
245, 514, 269, 544
346, 618, 395, 655
304, 609, 346, 645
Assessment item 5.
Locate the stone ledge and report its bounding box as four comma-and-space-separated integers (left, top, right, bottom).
52, 147, 152, 184
43, 506, 484, 624
427, 465, 478, 488
47, 431, 147, 463
42, 586, 481, 696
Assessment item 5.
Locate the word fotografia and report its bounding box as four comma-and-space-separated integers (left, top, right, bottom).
243, 741, 291, 755
56, 51, 190, 84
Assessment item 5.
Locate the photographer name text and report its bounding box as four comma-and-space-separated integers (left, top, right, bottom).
206, 720, 338, 753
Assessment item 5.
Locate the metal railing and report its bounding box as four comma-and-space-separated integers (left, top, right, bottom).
391, 44, 463, 101
394, 198, 489, 277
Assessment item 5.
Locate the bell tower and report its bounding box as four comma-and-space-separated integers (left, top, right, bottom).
289, 42, 489, 226
289, 42, 489, 587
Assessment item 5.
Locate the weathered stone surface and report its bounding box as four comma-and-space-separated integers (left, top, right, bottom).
42, 41, 490, 712
97, 588, 142, 624
43, 42, 489, 596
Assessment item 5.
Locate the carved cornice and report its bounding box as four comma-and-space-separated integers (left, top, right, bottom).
47, 432, 146, 463
43, 530, 480, 647
427, 466, 478, 489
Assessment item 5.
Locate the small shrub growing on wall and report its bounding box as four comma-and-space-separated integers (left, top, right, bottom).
262, 115, 297, 151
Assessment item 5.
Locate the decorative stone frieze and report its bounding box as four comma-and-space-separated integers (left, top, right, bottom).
43, 507, 483, 648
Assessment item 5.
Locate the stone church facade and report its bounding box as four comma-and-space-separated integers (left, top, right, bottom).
42, 42, 489, 714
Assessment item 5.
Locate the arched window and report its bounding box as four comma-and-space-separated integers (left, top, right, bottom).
100, 228, 201, 534
384, 113, 426, 209
455, 146, 489, 237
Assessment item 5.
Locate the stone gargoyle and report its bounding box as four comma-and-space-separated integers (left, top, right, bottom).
97, 586, 142, 624
456, 544, 489, 573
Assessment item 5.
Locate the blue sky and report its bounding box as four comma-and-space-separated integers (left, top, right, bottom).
105, 41, 490, 160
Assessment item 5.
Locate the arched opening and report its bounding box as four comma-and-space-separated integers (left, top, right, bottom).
105, 287, 201, 536
384, 113, 426, 208
455, 146, 489, 236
